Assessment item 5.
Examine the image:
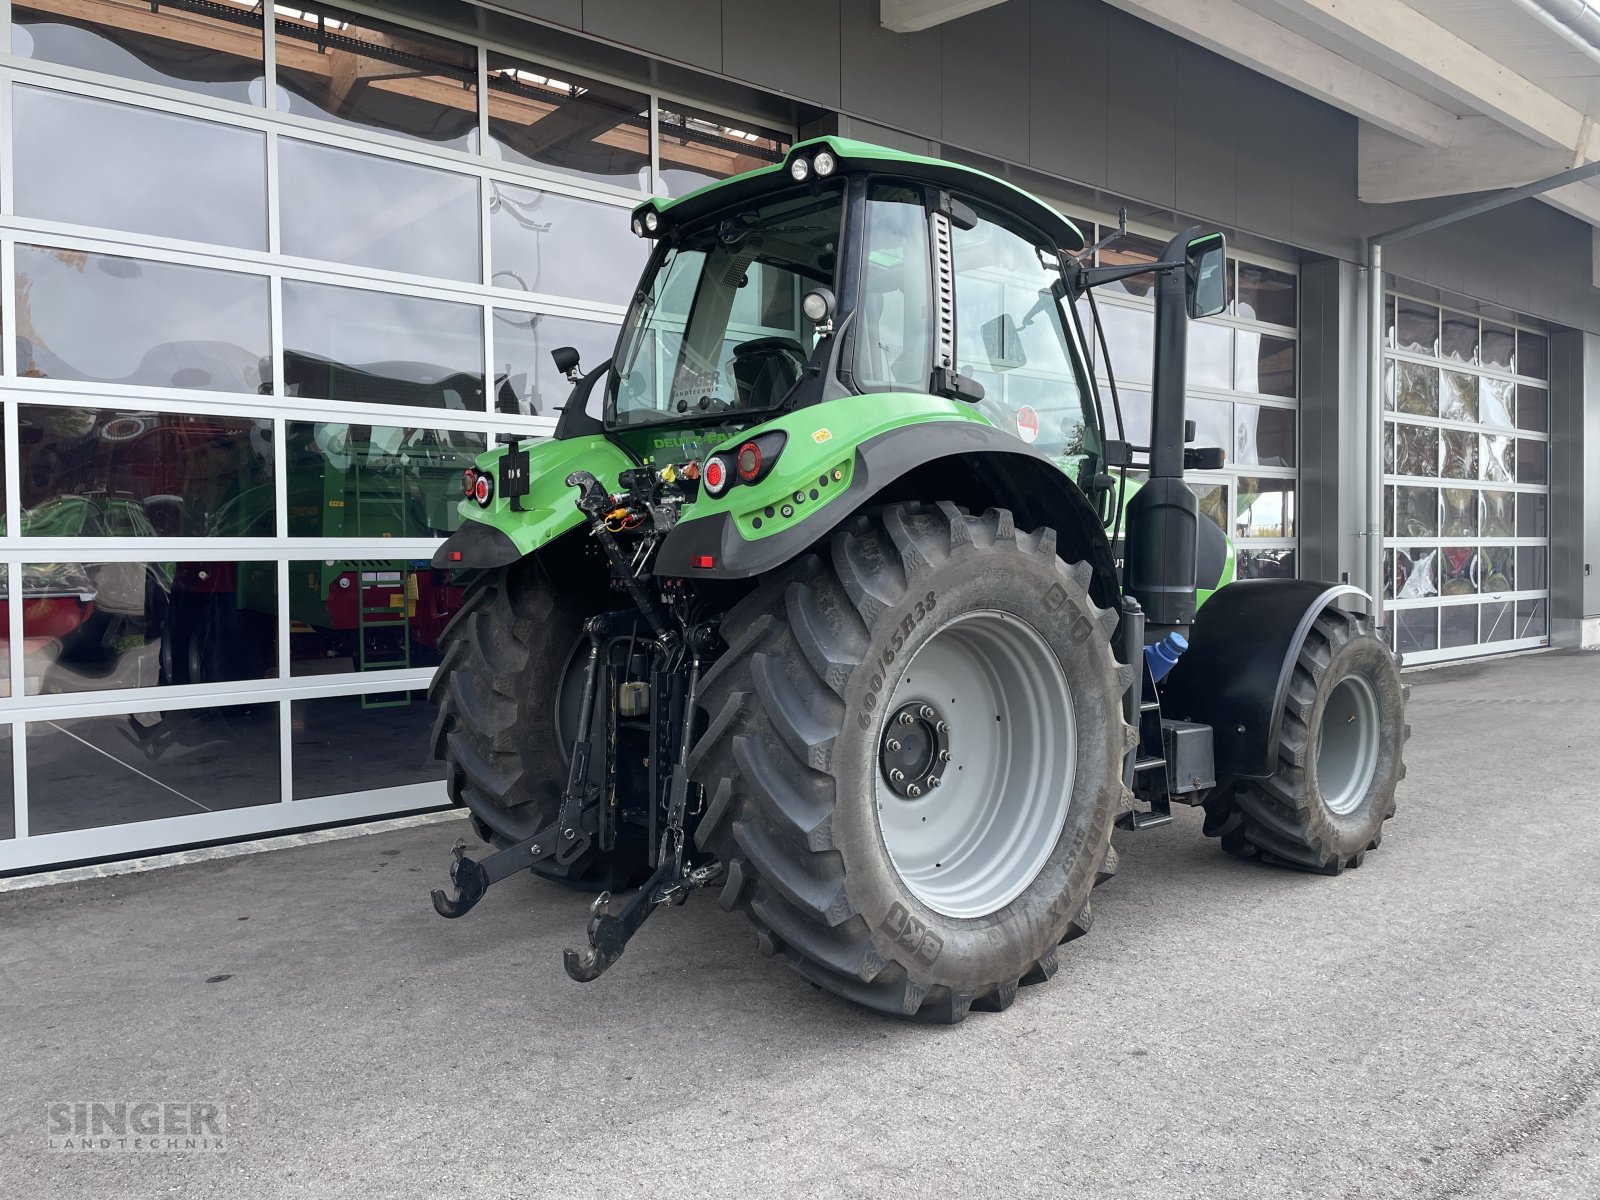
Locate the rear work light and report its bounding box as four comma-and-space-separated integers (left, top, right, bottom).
473, 473, 493, 507
462, 469, 477, 498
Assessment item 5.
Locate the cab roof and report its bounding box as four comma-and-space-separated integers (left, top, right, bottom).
638, 135, 1086, 253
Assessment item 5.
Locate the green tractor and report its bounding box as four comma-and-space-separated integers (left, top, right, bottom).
428, 138, 1407, 1021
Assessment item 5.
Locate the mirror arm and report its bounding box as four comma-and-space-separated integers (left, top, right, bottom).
1079, 258, 1183, 290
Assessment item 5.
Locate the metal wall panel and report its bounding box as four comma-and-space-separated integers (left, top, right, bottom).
580, 0, 724, 72
1028, 0, 1106, 186
939, 3, 1032, 165
1103, 12, 1176, 210
724, 0, 842, 107
841, 0, 943, 138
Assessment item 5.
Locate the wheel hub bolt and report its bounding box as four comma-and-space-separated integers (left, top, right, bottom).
936, 721, 948, 734
906, 784, 922, 798
938, 749, 951, 763
919, 705, 935, 720
886, 738, 902, 752
926, 776, 941, 789
899, 712, 915, 726
890, 768, 905, 783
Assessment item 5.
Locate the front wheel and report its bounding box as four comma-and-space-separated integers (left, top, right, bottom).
1202, 608, 1407, 872
689, 503, 1132, 1022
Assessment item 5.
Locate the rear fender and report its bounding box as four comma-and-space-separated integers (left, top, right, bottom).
655, 413, 1120, 611
430, 434, 635, 569
1159, 579, 1369, 779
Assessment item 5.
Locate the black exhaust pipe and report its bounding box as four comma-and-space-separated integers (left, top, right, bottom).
1122, 226, 1204, 630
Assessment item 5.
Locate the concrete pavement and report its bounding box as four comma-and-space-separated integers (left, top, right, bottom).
2, 650, 1597, 1198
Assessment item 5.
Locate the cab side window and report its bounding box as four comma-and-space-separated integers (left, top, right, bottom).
951, 210, 1088, 461
857, 184, 932, 392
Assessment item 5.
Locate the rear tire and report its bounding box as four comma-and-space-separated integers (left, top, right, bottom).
1202, 609, 1407, 873
429, 558, 650, 889
689, 503, 1132, 1022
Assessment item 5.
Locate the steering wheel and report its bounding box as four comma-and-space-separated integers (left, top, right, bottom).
731, 337, 809, 408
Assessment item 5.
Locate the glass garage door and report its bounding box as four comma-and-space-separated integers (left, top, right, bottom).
0, 1, 790, 869
1382, 293, 1550, 664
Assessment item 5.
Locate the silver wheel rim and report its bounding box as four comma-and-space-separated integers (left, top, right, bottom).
874, 610, 1076, 920
1317, 674, 1380, 816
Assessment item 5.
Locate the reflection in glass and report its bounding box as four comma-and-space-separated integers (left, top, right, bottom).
487, 53, 650, 188
1517, 330, 1548, 380
282, 280, 484, 409
1441, 488, 1475, 538
1440, 312, 1478, 364
1440, 603, 1477, 649
1394, 298, 1439, 354
1235, 477, 1294, 538
1186, 322, 1231, 389
18, 406, 274, 538
1480, 434, 1514, 483
490, 182, 646, 307
14, 88, 267, 250
1234, 404, 1295, 467
494, 311, 618, 416
1518, 547, 1548, 590
289, 560, 464, 676
1395, 423, 1437, 477
1516, 386, 1547, 433
1441, 547, 1478, 596
1481, 322, 1515, 371
275, 3, 476, 148
1188, 398, 1231, 460
1441, 429, 1477, 479
1481, 491, 1513, 538
28, 704, 279, 835
1479, 377, 1514, 428
657, 105, 788, 197
1236, 263, 1296, 327
14, 1, 265, 103
292, 693, 445, 799
1517, 599, 1548, 639
1396, 606, 1437, 655
1395, 361, 1438, 417
24, 560, 276, 696
1440, 371, 1477, 422
1192, 482, 1228, 534
16, 247, 270, 393
1397, 486, 1437, 537
1234, 332, 1295, 398
1517, 439, 1547, 485
279, 140, 480, 282
1096, 303, 1153, 384
1394, 548, 1438, 599
1481, 548, 1513, 594
1482, 601, 1514, 642
1517, 493, 1547, 537
284, 423, 484, 538
1236, 548, 1295, 580
0, 730, 11, 838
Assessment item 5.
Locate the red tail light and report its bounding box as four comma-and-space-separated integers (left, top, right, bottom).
702, 456, 729, 496
473, 473, 493, 507
462, 469, 477, 498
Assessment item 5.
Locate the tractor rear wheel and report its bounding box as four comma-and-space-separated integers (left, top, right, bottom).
689, 503, 1131, 1022
429, 557, 650, 890
1202, 608, 1406, 873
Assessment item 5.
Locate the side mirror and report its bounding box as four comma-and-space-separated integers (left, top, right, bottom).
1184, 233, 1227, 319
980, 313, 1027, 371
550, 345, 582, 382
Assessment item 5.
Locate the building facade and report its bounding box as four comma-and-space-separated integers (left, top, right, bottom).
0, 0, 1595, 871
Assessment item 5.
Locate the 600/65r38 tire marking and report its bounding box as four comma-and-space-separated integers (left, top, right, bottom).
688, 502, 1134, 1023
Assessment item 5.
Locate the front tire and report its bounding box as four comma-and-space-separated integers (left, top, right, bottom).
689, 503, 1132, 1022
1202, 608, 1407, 872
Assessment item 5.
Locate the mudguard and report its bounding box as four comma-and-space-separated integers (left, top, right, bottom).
430, 434, 637, 569
653, 415, 1120, 609
1159, 578, 1369, 779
